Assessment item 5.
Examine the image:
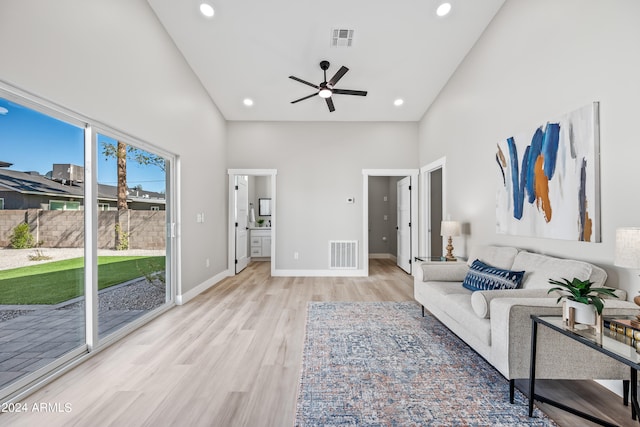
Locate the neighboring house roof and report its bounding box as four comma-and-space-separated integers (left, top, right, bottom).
0, 161, 13, 168
0, 168, 83, 198
0, 168, 165, 205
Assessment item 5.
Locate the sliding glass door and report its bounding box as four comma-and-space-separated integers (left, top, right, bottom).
0, 96, 87, 393
95, 133, 169, 340
0, 88, 175, 401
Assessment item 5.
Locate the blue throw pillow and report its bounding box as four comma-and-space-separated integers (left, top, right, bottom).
462, 259, 525, 291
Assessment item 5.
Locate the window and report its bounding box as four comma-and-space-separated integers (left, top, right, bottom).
0, 95, 86, 396
96, 133, 169, 339
0, 86, 176, 402
49, 200, 81, 210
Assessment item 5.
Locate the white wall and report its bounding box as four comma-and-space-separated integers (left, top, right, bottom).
0, 0, 228, 296
418, 0, 640, 296
228, 121, 418, 271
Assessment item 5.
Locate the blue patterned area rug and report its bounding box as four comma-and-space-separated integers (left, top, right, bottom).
295, 301, 556, 426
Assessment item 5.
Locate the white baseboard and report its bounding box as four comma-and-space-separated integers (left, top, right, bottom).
273, 269, 367, 277
596, 379, 623, 397
176, 269, 232, 305
369, 253, 397, 260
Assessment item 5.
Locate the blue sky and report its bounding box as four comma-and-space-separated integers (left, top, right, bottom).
0, 97, 166, 193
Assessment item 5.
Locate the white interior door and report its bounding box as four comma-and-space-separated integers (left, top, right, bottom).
235, 175, 249, 273
397, 176, 412, 273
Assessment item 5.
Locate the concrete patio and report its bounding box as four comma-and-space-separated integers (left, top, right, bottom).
0, 248, 167, 390
0, 296, 160, 389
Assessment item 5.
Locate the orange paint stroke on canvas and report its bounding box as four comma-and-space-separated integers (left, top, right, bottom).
496, 144, 507, 167
533, 154, 552, 222
582, 201, 593, 242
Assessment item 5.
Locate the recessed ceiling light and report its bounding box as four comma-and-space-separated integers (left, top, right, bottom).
394, 99, 404, 107
436, 2, 452, 17
199, 2, 215, 18
243, 98, 254, 107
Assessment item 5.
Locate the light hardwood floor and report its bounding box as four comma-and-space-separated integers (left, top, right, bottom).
0, 259, 636, 426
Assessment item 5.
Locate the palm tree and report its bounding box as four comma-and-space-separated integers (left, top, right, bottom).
101, 141, 165, 249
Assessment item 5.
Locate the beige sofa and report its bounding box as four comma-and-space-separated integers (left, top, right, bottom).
414, 245, 639, 402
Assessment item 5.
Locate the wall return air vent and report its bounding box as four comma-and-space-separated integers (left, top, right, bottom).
329, 240, 358, 269
331, 29, 354, 47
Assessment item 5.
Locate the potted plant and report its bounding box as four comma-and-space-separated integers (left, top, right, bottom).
547, 277, 618, 325
256, 218, 265, 227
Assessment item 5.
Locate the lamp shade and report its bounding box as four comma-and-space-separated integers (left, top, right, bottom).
614, 227, 640, 268
440, 221, 461, 237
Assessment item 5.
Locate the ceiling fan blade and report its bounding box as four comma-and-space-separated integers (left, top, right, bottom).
289, 76, 319, 89
332, 89, 368, 96
325, 97, 335, 112
291, 93, 318, 104
328, 66, 349, 86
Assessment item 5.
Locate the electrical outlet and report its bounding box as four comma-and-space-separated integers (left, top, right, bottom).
196, 213, 202, 223
383, 196, 388, 202
205, 258, 210, 267
383, 215, 388, 221
294, 252, 299, 260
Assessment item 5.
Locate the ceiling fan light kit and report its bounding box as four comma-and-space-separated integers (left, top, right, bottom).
289, 60, 368, 112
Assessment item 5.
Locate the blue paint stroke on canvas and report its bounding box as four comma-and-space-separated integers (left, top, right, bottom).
541, 123, 560, 179
505, 123, 560, 220
506, 137, 528, 220
525, 128, 543, 204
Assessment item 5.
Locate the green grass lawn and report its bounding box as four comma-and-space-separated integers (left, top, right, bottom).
0, 256, 165, 305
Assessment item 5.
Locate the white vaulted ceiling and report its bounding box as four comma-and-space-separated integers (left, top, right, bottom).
147, 0, 505, 121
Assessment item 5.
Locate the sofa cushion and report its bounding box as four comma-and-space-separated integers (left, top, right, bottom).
462, 260, 525, 292
511, 252, 592, 290
467, 245, 519, 270
419, 262, 469, 282
470, 288, 557, 319
444, 293, 492, 347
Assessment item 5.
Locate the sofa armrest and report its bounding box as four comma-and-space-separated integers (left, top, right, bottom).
416, 262, 469, 282
471, 289, 553, 319
490, 297, 638, 381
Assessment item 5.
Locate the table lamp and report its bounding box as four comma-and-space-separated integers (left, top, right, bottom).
614, 227, 640, 310
441, 220, 461, 261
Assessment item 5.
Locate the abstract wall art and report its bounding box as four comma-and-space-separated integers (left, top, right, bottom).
496, 102, 600, 242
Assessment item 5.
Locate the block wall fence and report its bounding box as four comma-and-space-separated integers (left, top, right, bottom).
0, 209, 166, 250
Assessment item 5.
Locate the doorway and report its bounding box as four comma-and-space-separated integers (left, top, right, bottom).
420, 158, 446, 258
227, 169, 277, 277
362, 169, 419, 277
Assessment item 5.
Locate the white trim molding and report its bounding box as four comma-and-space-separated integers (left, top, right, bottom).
419, 157, 447, 260
227, 169, 277, 277
176, 269, 232, 305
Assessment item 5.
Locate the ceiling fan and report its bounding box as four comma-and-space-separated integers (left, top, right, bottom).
289, 60, 368, 112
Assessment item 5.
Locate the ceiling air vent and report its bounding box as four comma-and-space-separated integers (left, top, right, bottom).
331, 29, 354, 47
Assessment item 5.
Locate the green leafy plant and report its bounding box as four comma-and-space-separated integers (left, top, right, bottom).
115, 223, 129, 250
9, 223, 36, 249
256, 218, 265, 226
547, 277, 618, 315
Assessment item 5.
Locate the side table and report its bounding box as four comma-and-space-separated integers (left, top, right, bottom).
529, 315, 639, 426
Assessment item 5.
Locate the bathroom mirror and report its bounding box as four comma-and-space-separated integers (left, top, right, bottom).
259, 198, 271, 216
